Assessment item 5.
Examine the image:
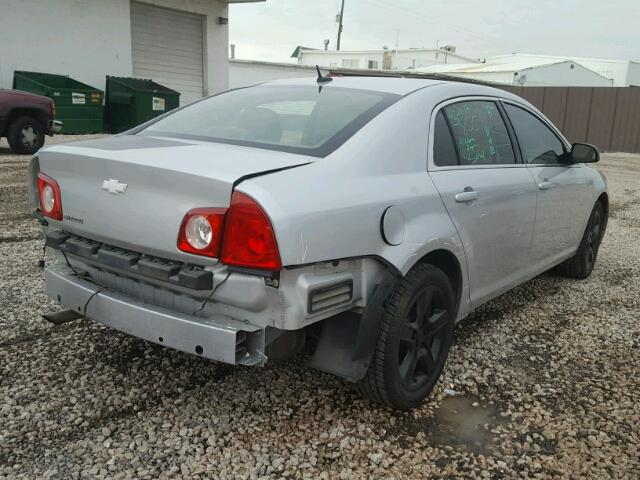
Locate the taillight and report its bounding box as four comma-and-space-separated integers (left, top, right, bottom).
177, 208, 226, 258
37, 172, 63, 220
221, 192, 282, 270
51, 101, 56, 119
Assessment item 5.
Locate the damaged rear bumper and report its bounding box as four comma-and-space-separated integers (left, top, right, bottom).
45, 264, 266, 366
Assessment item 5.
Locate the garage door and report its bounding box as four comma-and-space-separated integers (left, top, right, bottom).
131, 2, 205, 105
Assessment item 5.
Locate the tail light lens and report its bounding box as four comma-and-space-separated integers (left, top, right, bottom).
37, 172, 63, 220
221, 192, 282, 270
177, 193, 281, 270
51, 101, 56, 119
177, 208, 226, 258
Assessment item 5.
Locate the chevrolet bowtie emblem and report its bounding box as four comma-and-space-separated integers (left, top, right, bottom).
101, 179, 128, 195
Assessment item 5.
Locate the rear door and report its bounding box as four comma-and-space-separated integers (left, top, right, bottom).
428, 99, 538, 307
503, 102, 593, 268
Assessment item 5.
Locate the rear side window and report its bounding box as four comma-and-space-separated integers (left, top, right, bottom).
505, 104, 566, 164
444, 101, 515, 166
433, 111, 458, 167
139, 85, 400, 157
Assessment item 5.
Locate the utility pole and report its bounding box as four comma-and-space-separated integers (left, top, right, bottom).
336, 0, 345, 51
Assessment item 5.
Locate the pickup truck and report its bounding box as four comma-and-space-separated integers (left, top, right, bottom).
0, 89, 62, 154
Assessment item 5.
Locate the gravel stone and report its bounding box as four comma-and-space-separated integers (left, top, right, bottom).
1, 135, 638, 479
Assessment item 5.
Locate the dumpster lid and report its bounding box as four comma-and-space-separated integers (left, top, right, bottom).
107, 76, 179, 95
13, 70, 102, 92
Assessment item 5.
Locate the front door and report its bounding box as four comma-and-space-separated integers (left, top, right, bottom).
503, 103, 593, 268
429, 101, 538, 307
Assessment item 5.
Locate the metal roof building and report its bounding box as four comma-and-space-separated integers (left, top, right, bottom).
415, 58, 613, 87
487, 54, 640, 87
295, 47, 479, 71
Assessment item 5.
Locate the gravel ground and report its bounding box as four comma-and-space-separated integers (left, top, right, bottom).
0, 135, 638, 479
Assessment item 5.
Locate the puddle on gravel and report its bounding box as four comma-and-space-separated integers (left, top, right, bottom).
427, 396, 509, 454
391, 395, 509, 454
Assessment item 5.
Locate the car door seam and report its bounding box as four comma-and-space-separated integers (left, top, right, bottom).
427, 173, 473, 306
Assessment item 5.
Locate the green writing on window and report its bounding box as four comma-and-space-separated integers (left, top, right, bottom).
444, 101, 515, 166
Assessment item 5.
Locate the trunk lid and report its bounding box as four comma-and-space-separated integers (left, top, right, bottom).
36, 135, 311, 263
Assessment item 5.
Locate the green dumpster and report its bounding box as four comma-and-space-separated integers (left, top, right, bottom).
13, 70, 104, 134
105, 76, 180, 133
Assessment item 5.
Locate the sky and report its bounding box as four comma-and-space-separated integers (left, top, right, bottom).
230, 0, 640, 63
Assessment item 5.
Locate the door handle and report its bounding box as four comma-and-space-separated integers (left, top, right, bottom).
538, 181, 554, 190
454, 190, 479, 203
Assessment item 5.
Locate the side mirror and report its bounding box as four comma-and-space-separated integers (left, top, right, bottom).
570, 143, 600, 163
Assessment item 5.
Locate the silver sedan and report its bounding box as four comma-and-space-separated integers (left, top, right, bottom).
30, 76, 607, 409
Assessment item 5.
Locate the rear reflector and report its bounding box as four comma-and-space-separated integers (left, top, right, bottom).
37, 172, 63, 220
221, 192, 282, 271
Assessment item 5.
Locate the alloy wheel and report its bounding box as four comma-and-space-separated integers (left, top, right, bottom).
397, 286, 450, 391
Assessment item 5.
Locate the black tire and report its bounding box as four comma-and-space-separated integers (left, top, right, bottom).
6, 116, 45, 155
357, 263, 456, 410
555, 201, 606, 279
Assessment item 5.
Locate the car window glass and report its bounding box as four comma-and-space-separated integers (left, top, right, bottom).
505, 104, 565, 164
256, 100, 316, 145
444, 101, 515, 166
433, 111, 458, 167
141, 86, 399, 157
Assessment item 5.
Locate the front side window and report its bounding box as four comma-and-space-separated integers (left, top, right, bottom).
444, 101, 515, 166
140, 85, 399, 157
505, 104, 566, 165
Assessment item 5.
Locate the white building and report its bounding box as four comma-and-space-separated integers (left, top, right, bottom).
416, 59, 613, 87
487, 54, 640, 87
295, 47, 478, 71
229, 60, 322, 89
0, 0, 263, 105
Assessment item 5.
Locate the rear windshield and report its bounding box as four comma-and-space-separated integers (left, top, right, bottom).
138, 85, 400, 157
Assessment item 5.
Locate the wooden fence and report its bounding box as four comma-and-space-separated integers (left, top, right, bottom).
331, 69, 640, 153
499, 87, 640, 153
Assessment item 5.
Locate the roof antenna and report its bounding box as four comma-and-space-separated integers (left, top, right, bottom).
316, 65, 333, 84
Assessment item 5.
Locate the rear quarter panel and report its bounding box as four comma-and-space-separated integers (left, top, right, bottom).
239, 88, 470, 317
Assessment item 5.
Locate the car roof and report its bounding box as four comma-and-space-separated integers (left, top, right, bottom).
260, 76, 524, 101
261, 76, 446, 96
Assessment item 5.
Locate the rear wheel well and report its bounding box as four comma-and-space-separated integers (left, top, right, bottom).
416, 249, 462, 310
6, 108, 48, 132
